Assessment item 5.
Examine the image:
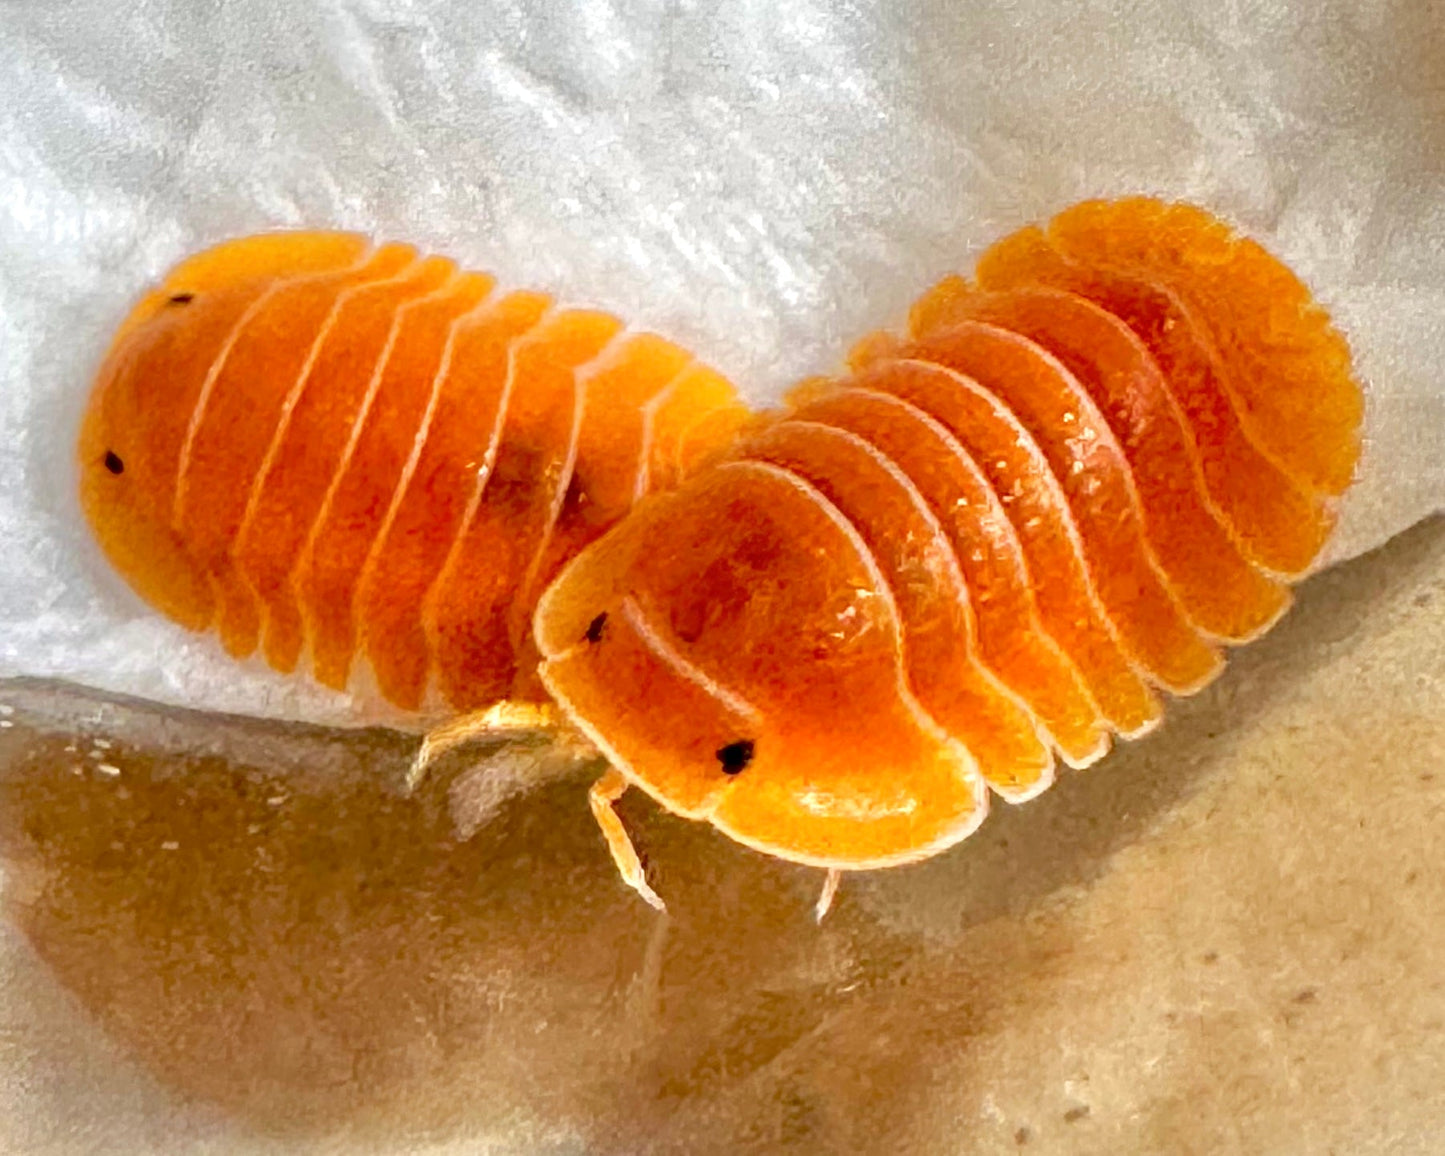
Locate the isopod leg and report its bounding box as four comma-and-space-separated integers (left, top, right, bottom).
815, 868, 842, 923
590, 767, 666, 912
406, 700, 570, 792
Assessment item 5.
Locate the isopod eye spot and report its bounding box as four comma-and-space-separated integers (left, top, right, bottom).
716, 740, 754, 776
103, 450, 125, 476
584, 612, 608, 644
167, 292, 195, 305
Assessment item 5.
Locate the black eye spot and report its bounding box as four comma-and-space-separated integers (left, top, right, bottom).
167, 292, 195, 305
103, 451, 125, 476
584, 612, 608, 644
716, 740, 754, 775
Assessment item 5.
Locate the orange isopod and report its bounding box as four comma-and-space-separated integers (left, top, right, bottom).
79, 233, 750, 716
79, 199, 1363, 917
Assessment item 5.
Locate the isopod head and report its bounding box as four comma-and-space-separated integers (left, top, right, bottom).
534, 458, 989, 870
79, 232, 370, 630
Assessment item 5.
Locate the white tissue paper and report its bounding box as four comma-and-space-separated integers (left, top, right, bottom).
1, 0, 1442, 731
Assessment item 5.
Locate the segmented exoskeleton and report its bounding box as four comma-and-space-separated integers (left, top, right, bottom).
80, 200, 1363, 916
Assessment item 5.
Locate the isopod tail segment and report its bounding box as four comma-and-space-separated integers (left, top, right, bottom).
532, 196, 1363, 914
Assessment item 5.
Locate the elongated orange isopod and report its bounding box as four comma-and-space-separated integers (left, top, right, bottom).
79, 233, 750, 715
79, 199, 1363, 917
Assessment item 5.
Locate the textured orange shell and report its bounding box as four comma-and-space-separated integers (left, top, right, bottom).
79, 199, 1364, 875
78, 233, 749, 712
535, 197, 1363, 870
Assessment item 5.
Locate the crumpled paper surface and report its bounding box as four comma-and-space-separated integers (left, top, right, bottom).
2, 3, 1445, 1154
1, 0, 1443, 727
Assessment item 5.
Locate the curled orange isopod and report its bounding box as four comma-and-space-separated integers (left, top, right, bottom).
78, 198, 1364, 917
